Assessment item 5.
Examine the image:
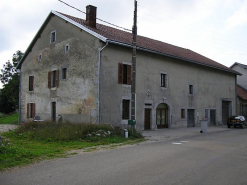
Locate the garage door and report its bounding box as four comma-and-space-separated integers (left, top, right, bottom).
187, 109, 195, 127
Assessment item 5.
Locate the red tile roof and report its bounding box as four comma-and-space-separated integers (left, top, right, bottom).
58, 12, 239, 74
237, 85, 247, 100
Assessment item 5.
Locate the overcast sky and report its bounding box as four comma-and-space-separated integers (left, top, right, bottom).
1, 0, 247, 88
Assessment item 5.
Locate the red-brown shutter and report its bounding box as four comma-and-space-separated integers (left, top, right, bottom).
48, 71, 51, 88
56, 70, 59, 87
32, 103, 36, 118
27, 103, 29, 118
127, 65, 131, 85
118, 63, 123, 84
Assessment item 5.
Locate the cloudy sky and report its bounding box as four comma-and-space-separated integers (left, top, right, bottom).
1, 0, 247, 88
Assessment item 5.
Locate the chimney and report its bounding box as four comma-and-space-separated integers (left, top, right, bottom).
85, 5, 97, 28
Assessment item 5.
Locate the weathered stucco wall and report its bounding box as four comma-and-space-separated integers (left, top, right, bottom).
100, 44, 236, 129
20, 15, 101, 123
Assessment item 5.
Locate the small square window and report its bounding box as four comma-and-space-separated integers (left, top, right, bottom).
50, 31, 56, 43
62, 68, 67, 80
189, 85, 193, 94
181, 109, 185, 118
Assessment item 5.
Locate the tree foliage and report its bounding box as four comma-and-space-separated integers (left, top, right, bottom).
0, 51, 23, 113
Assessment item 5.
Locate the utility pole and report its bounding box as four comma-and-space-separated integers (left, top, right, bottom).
131, 0, 137, 122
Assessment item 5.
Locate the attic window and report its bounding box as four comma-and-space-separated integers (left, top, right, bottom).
50, 31, 56, 44
65, 44, 69, 54
38, 53, 42, 61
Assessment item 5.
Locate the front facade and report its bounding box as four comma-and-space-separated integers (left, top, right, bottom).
18, 6, 239, 129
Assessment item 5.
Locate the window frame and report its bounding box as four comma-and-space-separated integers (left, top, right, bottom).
160, 72, 168, 88
118, 63, 131, 85
27, 103, 35, 119
189, 84, 194, 94
181, 109, 185, 119
50, 30, 56, 44
48, 70, 59, 88
65, 43, 69, 54
29, 75, 34, 91
122, 99, 130, 120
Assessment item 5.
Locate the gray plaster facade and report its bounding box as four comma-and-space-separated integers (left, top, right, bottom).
18, 8, 238, 130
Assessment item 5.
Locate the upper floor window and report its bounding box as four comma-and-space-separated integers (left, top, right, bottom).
161, 73, 168, 88
65, 44, 69, 54
48, 70, 59, 88
189, 84, 193, 94
62, 67, 67, 80
50, 31, 56, 44
38, 53, 42, 62
118, 63, 131, 85
29, 75, 34, 91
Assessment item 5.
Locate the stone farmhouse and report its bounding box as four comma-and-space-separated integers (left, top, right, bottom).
230, 62, 247, 119
17, 5, 240, 130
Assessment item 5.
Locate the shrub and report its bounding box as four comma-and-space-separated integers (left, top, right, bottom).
16, 121, 122, 142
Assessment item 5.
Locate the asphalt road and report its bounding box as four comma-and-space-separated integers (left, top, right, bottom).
1, 129, 247, 185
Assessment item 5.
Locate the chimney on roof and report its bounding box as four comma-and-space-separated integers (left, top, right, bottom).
85, 5, 97, 28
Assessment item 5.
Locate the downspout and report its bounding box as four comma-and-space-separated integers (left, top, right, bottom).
18, 70, 22, 124
98, 41, 108, 124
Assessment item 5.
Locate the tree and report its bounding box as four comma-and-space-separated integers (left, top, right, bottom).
0, 51, 23, 113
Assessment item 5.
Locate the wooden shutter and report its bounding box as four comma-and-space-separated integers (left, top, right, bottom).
27, 103, 29, 118
32, 103, 36, 118
127, 65, 131, 85
118, 63, 123, 84
48, 71, 51, 88
56, 70, 59, 87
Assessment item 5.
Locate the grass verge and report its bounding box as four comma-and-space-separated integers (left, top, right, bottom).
0, 113, 19, 124
0, 122, 144, 171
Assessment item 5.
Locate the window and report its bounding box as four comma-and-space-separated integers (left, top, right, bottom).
48, 70, 59, 88
189, 84, 193, 94
65, 44, 69, 54
181, 109, 185, 118
29, 76, 34, 91
62, 68, 67, 80
38, 54, 42, 61
122, 100, 130, 120
27, 103, 35, 119
205, 109, 209, 119
161, 73, 167, 88
118, 63, 131, 85
50, 31, 56, 44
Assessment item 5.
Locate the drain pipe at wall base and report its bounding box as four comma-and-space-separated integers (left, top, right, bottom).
98, 41, 108, 124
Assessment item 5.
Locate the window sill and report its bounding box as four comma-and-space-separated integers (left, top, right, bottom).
188, 94, 194, 96
161, 87, 167, 90
51, 87, 57, 90
121, 84, 131, 88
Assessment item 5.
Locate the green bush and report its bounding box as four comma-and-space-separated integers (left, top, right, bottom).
16, 121, 122, 142
127, 128, 144, 139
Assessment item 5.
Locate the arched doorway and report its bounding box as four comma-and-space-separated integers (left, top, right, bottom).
156, 103, 169, 128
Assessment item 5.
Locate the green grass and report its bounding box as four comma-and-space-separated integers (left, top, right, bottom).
0, 113, 19, 124
0, 122, 144, 171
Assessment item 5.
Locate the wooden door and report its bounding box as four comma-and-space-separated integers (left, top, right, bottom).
144, 109, 151, 130
52, 102, 56, 122
210, 110, 216, 126
222, 101, 229, 125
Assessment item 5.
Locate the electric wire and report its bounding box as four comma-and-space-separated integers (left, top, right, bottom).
58, 0, 132, 32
